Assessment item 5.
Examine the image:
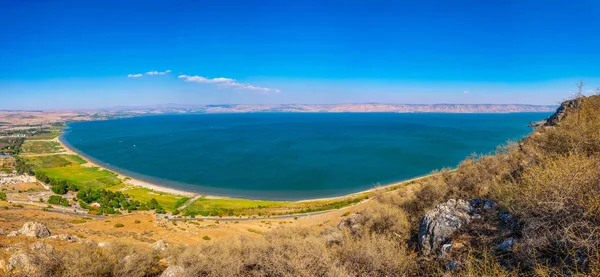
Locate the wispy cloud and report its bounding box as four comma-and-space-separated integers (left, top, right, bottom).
178, 74, 280, 93
463, 90, 469, 94
146, 70, 172, 75
127, 70, 171, 78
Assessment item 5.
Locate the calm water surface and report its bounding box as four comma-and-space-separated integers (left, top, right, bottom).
62, 113, 549, 200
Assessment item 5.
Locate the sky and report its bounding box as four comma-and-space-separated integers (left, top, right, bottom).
1, 0, 599, 109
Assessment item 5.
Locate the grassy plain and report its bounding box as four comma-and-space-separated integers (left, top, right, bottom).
26, 155, 122, 190
182, 194, 367, 217
21, 140, 63, 154
117, 187, 189, 212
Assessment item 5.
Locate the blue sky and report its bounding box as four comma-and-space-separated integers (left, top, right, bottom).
1, 0, 599, 109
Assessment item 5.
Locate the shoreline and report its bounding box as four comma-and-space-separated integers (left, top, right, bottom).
56, 135, 196, 197
56, 133, 441, 202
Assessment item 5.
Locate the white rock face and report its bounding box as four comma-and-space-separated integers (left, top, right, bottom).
418, 199, 473, 255
19, 222, 51, 238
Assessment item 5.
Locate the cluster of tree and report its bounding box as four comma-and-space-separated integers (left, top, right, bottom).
15, 157, 34, 175
0, 137, 25, 155
48, 195, 69, 207
34, 171, 79, 194
76, 188, 166, 214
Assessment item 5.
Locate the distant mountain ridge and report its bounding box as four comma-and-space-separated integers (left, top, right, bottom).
101, 103, 558, 114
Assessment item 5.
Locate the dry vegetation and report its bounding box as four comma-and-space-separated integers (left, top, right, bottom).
2, 95, 600, 276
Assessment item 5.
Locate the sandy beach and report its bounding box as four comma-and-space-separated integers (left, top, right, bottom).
56, 135, 197, 197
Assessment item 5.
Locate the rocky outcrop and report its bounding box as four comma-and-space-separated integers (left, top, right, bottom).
531, 98, 583, 127
161, 264, 184, 277
19, 222, 51, 238
418, 199, 474, 255
152, 240, 169, 252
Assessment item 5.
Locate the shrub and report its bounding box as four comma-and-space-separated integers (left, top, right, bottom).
114, 223, 124, 228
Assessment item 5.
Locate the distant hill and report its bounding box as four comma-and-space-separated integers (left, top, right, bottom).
103, 103, 558, 114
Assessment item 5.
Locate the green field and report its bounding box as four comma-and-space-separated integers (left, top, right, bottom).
181, 195, 366, 217
26, 155, 85, 168
27, 126, 64, 140
27, 155, 122, 190
117, 187, 189, 212
21, 140, 63, 154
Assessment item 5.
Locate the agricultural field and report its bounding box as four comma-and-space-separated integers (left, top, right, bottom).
27, 125, 64, 140
115, 186, 189, 212
21, 140, 64, 154
26, 155, 122, 191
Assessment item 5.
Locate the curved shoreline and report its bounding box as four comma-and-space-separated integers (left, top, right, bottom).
57, 133, 442, 202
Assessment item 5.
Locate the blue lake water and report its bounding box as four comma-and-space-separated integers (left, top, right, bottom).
62, 113, 549, 200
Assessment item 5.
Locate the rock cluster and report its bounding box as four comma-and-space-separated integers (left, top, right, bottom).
419, 198, 518, 257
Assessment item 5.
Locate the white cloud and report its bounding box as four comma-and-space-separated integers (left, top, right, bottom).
178, 74, 280, 93
146, 70, 171, 75
463, 91, 469, 94
128, 70, 171, 78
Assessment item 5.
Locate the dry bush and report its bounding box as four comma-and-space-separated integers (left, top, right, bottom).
177, 227, 343, 276
357, 201, 410, 239
333, 233, 416, 276
492, 154, 600, 272
10, 241, 161, 277
449, 249, 517, 277
445, 143, 523, 199
400, 173, 449, 224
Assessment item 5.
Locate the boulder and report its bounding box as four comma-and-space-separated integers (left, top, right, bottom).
30, 242, 54, 255
495, 238, 515, 252
7, 231, 19, 237
337, 214, 362, 235
161, 264, 184, 277
152, 240, 169, 252
419, 199, 473, 255
499, 211, 517, 229
19, 222, 51, 238
7, 252, 37, 275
